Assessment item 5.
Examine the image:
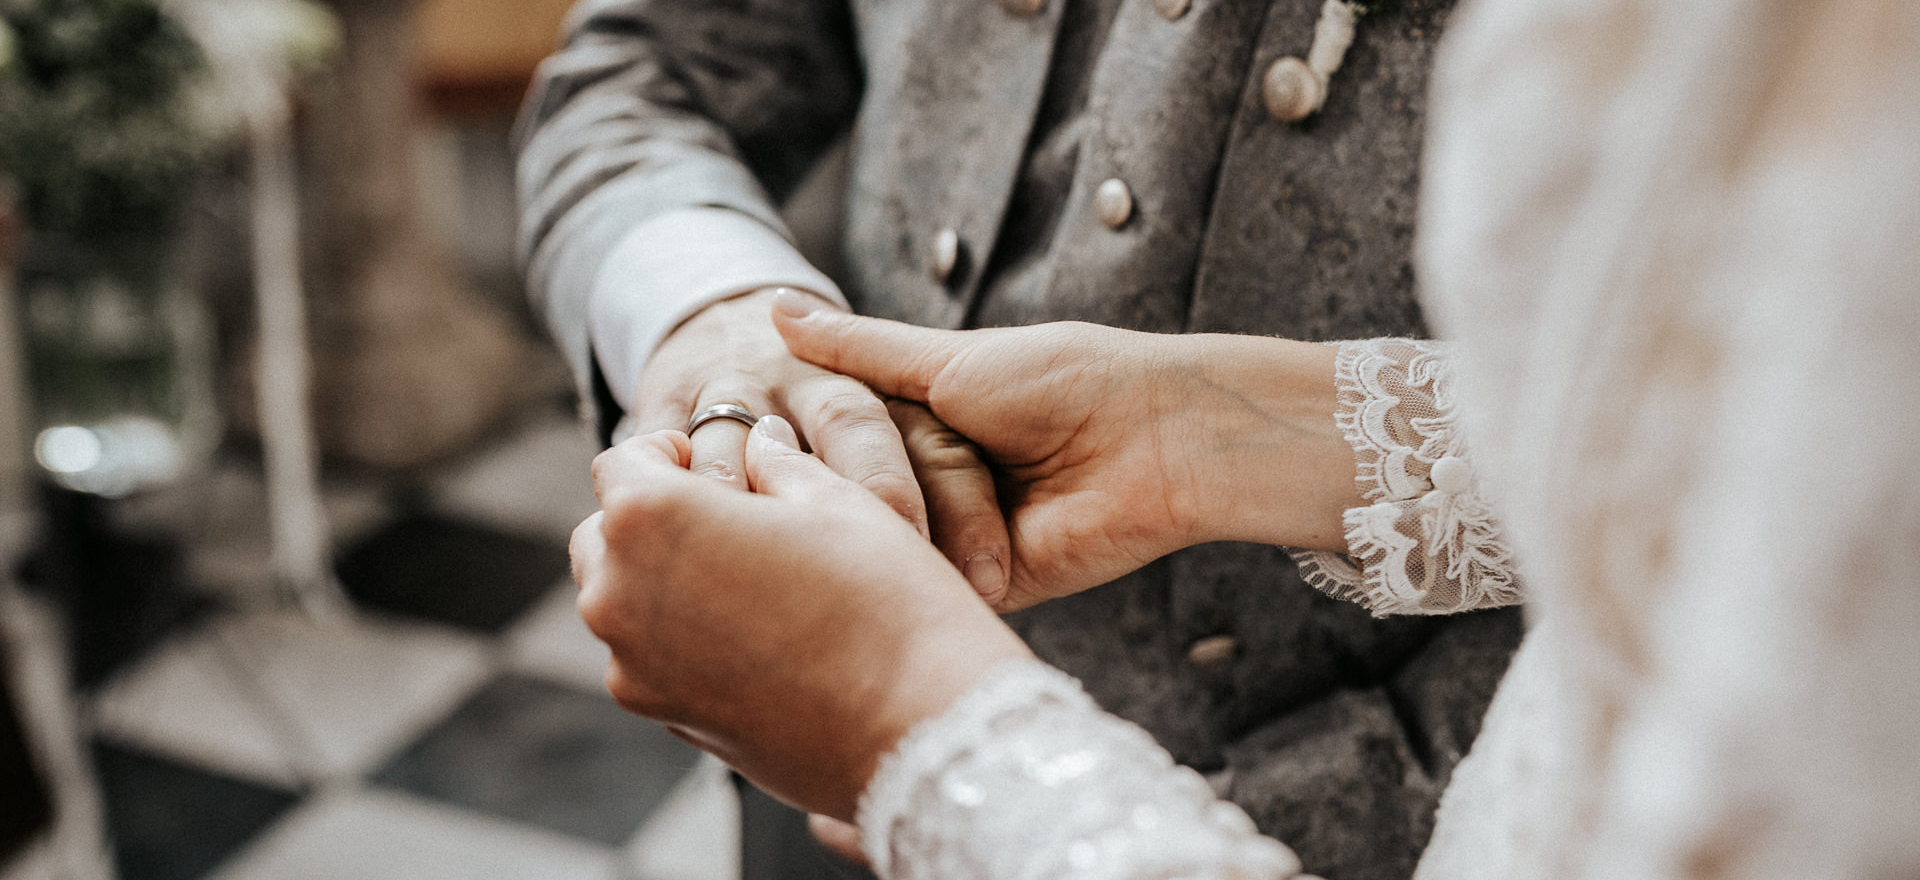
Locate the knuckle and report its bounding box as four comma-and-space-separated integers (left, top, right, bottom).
628, 371, 704, 425
603, 666, 663, 717
600, 476, 691, 530
808, 311, 853, 352
911, 429, 987, 473
860, 469, 925, 512
688, 458, 746, 487
589, 445, 628, 491
883, 397, 930, 424
597, 492, 651, 536
569, 511, 601, 550
693, 375, 771, 411
567, 534, 594, 588
886, 401, 985, 472
569, 512, 617, 591
576, 589, 627, 643
810, 388, 890, 429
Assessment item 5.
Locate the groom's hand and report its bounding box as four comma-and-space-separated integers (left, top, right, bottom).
633, 286, 1011, 601
628, 287, 927, 530
886, 399, 1013, 604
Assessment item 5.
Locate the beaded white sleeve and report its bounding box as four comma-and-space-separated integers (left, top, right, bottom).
857, 660, 1308, 880
1287, 338, 1523, 616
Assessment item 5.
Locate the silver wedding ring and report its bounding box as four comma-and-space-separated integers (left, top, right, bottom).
685, 403, 759, 435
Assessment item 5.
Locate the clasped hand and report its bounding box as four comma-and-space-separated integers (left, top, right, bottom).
571, 290, 1357, 821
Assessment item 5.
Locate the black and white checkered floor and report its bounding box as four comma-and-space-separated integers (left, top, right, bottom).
3, 406, 739, 880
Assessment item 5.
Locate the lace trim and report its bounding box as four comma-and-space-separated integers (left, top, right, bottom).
857, 659, 1303, 880
1291, 339, 1523, 616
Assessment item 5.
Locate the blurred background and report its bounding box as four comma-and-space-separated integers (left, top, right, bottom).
0, 1, 740, 878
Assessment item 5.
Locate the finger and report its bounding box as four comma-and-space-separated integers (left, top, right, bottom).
889, 400, 1010, 603
568, 510, 608, 591
783, 376, 928, 535
686, 416, 752, 490
743, 416, 861, 507
807, 814, 870, 868
771, 290, 968, 402
672, 384, 775, 490
590, 430, 693, 510
574, 513, 642, 678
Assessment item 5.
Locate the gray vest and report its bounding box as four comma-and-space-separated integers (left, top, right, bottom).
519, 0, 1521, 874
837, 1, 1520, 877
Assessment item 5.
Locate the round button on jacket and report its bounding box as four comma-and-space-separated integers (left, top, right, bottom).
930, 228, 962, 284
1154, 0, 1191, 21
1186, 635, 1239, 673
999, 0, 1045, 17
1261, 56, 1321, 123
1094, 178, 1134, 229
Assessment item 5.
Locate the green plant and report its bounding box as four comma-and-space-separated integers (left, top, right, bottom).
0, 0, 209, 242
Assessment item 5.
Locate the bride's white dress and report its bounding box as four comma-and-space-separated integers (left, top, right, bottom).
853, 1, 1920, 878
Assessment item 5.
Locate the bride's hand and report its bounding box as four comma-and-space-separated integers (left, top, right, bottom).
773, 293, 1360, 612
571, 420, 1031, 821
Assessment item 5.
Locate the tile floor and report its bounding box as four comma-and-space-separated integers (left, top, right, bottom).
1, 407, 742, 880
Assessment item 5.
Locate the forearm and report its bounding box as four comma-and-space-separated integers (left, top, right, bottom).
515, 0, 859, 417
1156, 334, 1524, 616
517, 41, 783, 403
516, 0, 859, 240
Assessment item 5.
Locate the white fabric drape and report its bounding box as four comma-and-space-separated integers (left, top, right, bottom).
1414, 1, 1920, 877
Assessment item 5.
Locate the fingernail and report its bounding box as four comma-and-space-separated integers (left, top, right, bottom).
754, 414, 800, 449
963, 552, 1003, 598
772, 288, 821, 319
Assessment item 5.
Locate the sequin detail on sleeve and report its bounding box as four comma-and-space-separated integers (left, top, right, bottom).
857, 660, 1304, 880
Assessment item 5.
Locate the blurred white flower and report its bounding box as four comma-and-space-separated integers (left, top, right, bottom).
163, 0, 340, 133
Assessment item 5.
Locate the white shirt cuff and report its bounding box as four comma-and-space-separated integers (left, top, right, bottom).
587, 206, 847, 412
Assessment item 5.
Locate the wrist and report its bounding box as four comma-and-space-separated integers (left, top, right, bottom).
640, 286, 843, 397
677, 285, 840, 332
1165, 335, 1359, 552
843, 602, 1032, 821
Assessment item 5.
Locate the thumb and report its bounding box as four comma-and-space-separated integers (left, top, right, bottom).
591, 429, 695, 510
771, 290, 967, 402
744, 415, 855, 504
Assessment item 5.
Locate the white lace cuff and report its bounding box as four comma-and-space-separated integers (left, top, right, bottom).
857, 660, 1304, 880
1288, 338, 1523, 616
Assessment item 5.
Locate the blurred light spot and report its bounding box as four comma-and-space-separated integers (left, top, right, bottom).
35, 425, 104, 475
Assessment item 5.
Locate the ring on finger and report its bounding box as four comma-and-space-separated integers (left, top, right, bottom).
686, 403, 759, 436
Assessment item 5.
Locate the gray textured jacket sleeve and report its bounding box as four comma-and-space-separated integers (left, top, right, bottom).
514, 0, 861, 427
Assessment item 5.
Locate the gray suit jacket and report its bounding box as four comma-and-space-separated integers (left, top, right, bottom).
518, 2, 1521, 877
